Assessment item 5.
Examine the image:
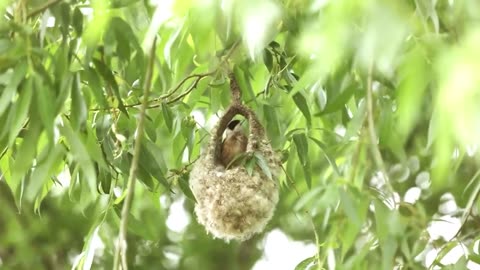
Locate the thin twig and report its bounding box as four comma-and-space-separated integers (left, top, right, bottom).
90, 41, 241, 112
27, 0, 63, 18
160, 71, 215, 100
163, 40, 239, 104
166, 73, 213, 104
365, 62, 394, 204
112, 37, 157, 270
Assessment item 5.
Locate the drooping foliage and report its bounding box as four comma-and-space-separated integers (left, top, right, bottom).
1, 0, 480, 269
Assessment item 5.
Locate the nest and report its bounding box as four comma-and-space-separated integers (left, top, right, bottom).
189, 75, 280, 241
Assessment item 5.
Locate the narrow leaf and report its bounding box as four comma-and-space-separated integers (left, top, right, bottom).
11, 123, 41, 193
92, 59, 128, 116
138, 142, 169, 188
0, 61, 27, 116
72, 7, 83, 36
263, 49, 273, 71
71, 73, 87, 130
293, 133, 312, 188
292, 92, 311, 127
293, 133, 309, 166
60, 121, 97, 195
245, 156, 256, 176
83, 67, 108, 107
294, 255, 316, 270
320, 85, 355, 115
254, 152, 272, 180
26, 144, 64, 201
33, 74, 55, 142
308, 136, 341, 176
8, 77, 33, 146
162, 102, 173, 132
178, 174, 196, 202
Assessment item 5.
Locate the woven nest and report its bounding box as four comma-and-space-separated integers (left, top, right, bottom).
189, 81, 280, 241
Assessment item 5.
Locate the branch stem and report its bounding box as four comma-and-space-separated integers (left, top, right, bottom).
365, 62, 395, 205
112, 37, 157, 270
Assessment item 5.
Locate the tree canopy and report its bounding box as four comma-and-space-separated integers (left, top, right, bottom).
1, 0, 480, 269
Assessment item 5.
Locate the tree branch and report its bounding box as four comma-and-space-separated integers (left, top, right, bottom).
112, 37, 157, 270
90, 40, 241, 112
365, 62, 395, 205
160, 71, 215, 100
165, 72, 214, 105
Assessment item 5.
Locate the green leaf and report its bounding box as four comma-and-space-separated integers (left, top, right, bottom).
181, 117, 196, 160
10, 122, 41, 194
60, 121, 97, 195
72, 7, 83, 36
33, 74, 55, 142
178, 174, 196, 202
52, 44, 69, 83
459, 169, 480, 233
92, 59, 128, 116
84, 125, 108, 169
373, 200, 405, 241
319, 85, 356, 115
254, 152, 273, 180
469, 254, 480, 265
26, 144, 64, 201
245, 156, 256, 176
111, 17, 142, 52
292, 92, 312, 127
164, 24, 183, 69
294, 255, 316, 270
162, 102, 174, 132
432, 241, 459, 268
339, 188, 369, 258
344, 100, 366, 141
293, 186, 324, 211
308, 136, 341, 176
116, 33, 131, 63
8, 77, 33, 146
293, 133, 308, 166
71, 73, 87, 130
138, 142, 169, 188
263, 49, 273, 71
0, 61, 27, 116
112, 17, 133, 62
144, 140, 168, 173
287, 71, 314, 97
263, 104, 282, 148
83, 67, 108, 107
71, 225, 101, 270
110, 0, 142, 8
292, 133, 312, 188
396, 47, 429, 140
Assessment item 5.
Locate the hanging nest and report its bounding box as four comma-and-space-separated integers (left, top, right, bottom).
189, 74, 280, 241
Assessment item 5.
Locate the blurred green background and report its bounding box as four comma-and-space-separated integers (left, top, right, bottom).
1, 0, 480, 269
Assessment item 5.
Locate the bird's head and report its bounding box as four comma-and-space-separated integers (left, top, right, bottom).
225, 119, 244, 137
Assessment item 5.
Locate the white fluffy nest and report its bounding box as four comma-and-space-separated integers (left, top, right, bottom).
189, 135, 280, 241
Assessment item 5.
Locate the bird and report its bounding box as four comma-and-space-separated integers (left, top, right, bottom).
221, 119, 248, 168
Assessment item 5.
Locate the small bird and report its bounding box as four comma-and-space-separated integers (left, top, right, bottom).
221, 119, 248, 168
